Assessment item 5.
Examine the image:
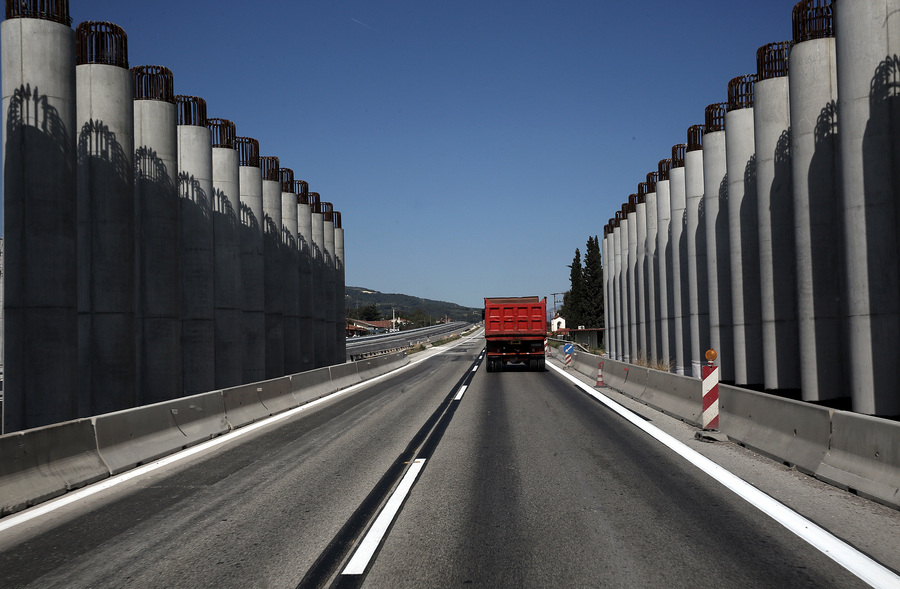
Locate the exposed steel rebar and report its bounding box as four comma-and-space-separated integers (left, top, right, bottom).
176, 95, 207, 127
658, 159, 672, 181
75, 21, 127, 68
6, 0, 70, 25
646, 171, 659, 193
132, 65, 174, 103
279, 167, 294, 192
757, 41, 793, 80
687, 124, 704, 151
235, 136, 260, 167
728, 74, 757, 112
704, 102, 727, 133
260, 156, 279, 181
671, 144, 686, 168
207, 118, 236, 149
793, 0, 833, 43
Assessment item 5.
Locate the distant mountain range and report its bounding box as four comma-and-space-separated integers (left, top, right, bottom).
345, 286, 480, 323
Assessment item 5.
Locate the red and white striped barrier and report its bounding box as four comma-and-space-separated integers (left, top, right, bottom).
596, 361, 605, 387
701, 363, 720, 430
545, 339, 550, 357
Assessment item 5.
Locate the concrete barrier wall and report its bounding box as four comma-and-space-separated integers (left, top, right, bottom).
95, 391, 229, 474
328, 363, 361, 392
0, 352, 415, 517
292, 367, 336, 405
641, 370, 699, 426
564, 351, 900, 510
222, 377, 296, 429
816, 411, 900, 508
719, 384, 832, 475
0, 419, 108, 516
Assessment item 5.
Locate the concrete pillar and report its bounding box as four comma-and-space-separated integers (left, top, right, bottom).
626, 197, 639, 362
297, 183, 315, 372
834, 0, 900, 416
703, 103, 735, 382
209, 118, 242, 388
334, 210, 346, 363
670, 145, 691, 376
657, 160, 674, 371
177, 95, 214, 395
645, 174, 660, 363
755, 41, 801, 394
726, 75, 764, 387
603, 225, 612, 355
789, 3, 846, 404
635, 189, 648, 361
323, 202, 337, 365
236, 136, 265, 384
613, 213, 624, 360
133, 65, 180, 404
685, 125, 709, 378
280, 168, 301, 375
619, 204, 631, 363
2, 2, 77, 431
76, 21, 135, 415
261, 156, 283, 379
311, 193, 328, 367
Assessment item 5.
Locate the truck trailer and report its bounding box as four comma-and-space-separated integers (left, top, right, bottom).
484, 296, 547, 372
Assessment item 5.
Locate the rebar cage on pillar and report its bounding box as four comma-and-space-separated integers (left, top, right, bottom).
728, 74, 757, 112
75, 21, 127, 68
235, 136, 260, 167
658, 159, 672, 181
5, 0, 70, 25
279, 167, 294, 193
132, 65, 174, 103
260, 156, 279, 181
646, 171, 659, 192
757, 41, 793, 80
176, 95, 207, 127
687, 124, 704, 151
792, 0, 834, 43
207, 118, 236, 149
704, 103, 727, 133
671, 144, 686, 168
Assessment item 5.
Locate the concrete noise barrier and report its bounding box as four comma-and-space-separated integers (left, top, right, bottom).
816, 412, 900, 509
0, 419, 109, 517
94, 391, 229, 475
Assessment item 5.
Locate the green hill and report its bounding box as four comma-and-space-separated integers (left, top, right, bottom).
345, 286, 480, 323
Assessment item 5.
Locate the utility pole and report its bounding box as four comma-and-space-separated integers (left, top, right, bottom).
551, 292, 566, 317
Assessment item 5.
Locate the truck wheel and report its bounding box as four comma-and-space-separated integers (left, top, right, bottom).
538, 358, 545, 371
486, 359, 494, 372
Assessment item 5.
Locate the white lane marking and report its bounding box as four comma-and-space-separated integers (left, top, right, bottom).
0, 331, 487, 534
454, 385, 468, 401
342, 458, 426, 576
549, 363, 900, 589
471, 364, 479, 372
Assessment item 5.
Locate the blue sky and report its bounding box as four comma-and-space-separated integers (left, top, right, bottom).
6, 0, 794, 310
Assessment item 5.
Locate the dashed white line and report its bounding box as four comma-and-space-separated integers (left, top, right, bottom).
342, 458, 426, 576
454, 385, 468, 401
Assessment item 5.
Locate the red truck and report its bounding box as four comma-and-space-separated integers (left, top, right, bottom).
484, 296, 547, 372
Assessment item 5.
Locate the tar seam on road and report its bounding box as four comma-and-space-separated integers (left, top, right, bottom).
298, 352, 482, 589
549, 362, 900, 589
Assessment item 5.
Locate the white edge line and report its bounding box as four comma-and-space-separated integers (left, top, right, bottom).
549, 363, 900, 589
454, 385, 468, 402
0, 331, 486, 535
342, 458, 426, 576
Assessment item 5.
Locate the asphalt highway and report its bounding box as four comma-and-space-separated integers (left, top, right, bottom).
0, 332, 897, 588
